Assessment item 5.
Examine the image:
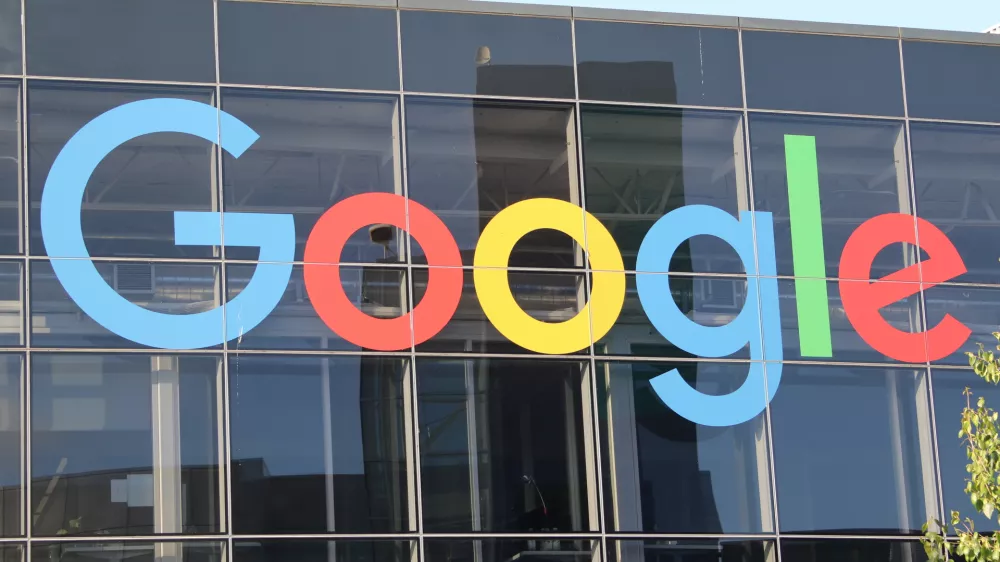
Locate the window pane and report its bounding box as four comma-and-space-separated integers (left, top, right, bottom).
401, 11, 574, 98
218, 2, 398, 90
0, 262, 22, 347
29, 83, 217, 259
405, 98, 581, 267
575, 21, 740, 106
35, 542, 224, 562
31, 354, 222, 536
769, 364, 935, 533
750, 114, 913, 279
910, 121, 1000, 284
222, 90, 403, 263
417, 358, 591, 532
607, 539, 774, 562
597, 361, 773, 533
742, 32, 903, 116
582, 106, 747, 273
227, 264, 407, 352
25, 0, 214, 82
0, 355, 20, 537
412, 268, 586, 354
780, 540, 927, 562
923, 284, 1000, 366
0, 0, 19, 75
31, 261, 220, 349
230, 355, 410, 533
903, 41, 1000, 123
234, 540, 414, 562
0, 82, 20, 255
424, 539, 598, 562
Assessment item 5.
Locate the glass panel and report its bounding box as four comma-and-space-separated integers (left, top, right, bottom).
575, 22, 741, 107
222, 90, 402, 263
412, 268, 586, 354
769, 364, 936, 534
0, 82, 20, 255
903, 41, 1000, 123
780, 540, 927, 562
742, 31, 904, 116
31, 261, 220, 349
227, 264, 406, 352
749, 114, 914, 279
597, 274, 751, 360
405, 98, 581, 268
424, 539, 598, 562
0, 262, 21, 347
0, 0, 19, 75
0, 546, 19, 562
31, 354, 222, 536
229, 355, 410, 533
218, 2, 398, 90
0, 355, 20, 537
234, 540, 414, 562
582, 106, 747, 273
417, 358, 591, 532
28, 83, 217, 259
25, 0, 214, 82
910, 121, 1000, 284
400, 11, 574, 98
35, 542, 224, 562
923, 284, 1000, 366
596, 361, 773, 533
607, 539, 774, 562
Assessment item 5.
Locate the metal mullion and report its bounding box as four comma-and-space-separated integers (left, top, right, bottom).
19, 0, 30, 547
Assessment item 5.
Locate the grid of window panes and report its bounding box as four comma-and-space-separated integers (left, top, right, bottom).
0, 0, 994, 561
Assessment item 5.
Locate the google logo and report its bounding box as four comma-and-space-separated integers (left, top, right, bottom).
40, 98, 974, 427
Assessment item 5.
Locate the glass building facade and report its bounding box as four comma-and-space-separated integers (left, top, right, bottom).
0, 0, 998, 561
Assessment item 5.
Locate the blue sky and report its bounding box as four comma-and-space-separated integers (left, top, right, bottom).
488, 0, 998, 32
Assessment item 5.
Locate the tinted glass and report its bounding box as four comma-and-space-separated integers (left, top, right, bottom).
923, 284, 1000, 365
0, 83, 20, 255
749, 114, 914, 279
31, 261, 220, 349
25, 0, 214, 82
221, 90, 402, 263
229, 355, 410, 534
910, 122, 1000, 284
0, 0, 18, 75
0, 355, 20, 537
0, 262, 21, 347
29, 83, 217, 259
780, 540, 927, 562
742, 31, 904, 116
219, 2, 398, 90
417, 358, 590, 532
608, 539, 773, 562
769, 364, 935, 533
35, 542, 223, 562
405, 98, 581, 267
413, 268, 585, 354
401, 10, 574, 98
31, 354, 222, 535
597, 361, 773, 533
227, 264, 407, 352
904, 41, 1000, 123
234, 540, 414, 562
582, 106, 747, 272
424, 539, 597, 562
576, 21, 741, 107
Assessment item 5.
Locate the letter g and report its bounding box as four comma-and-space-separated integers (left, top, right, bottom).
41, 98, 294, 349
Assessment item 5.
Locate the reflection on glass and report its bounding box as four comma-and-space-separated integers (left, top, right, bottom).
417, 358, 591, 532
222, 90, 403, 262
405, 98, 581, 267
0, 83, 19, 255
234, 540, 414, 562
903, 40, 1000, 124
31, 261, 220, 349
412, 268, 586, 354
582, 107, 748, 272
780, 539, 927, 562
575, 22, 742, 107
750, 114, 913, 279
597, 275, 751, 360
0, 355, 20, 537
0, 0, 19, 75
227, 264, 407, 351
923, 284, 1000, 365
35, 542, 223, 562
0, 262, 21, 347
31, 354, 222, 536
424, 539, 597, 562
769, 364, 936, 534
28, 83, 217, 259
229, 355, 411, 534
218, 2, 398, 90
597, 361, 773, 533
400, 11, 574, 98
608, 539, 774, 562
742, 31, 904, 116
25, 0, 214, 81
910, 122, 1000, 284
932, 368, 1000, 532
